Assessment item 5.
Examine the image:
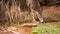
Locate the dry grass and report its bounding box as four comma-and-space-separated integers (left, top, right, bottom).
42, 6, 60, 18
0, 5, 60, 27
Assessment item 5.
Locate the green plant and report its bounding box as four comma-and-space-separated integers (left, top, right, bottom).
31, 22, 60, 34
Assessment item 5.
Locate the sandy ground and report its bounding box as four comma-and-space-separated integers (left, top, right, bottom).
0, 26, 33, 34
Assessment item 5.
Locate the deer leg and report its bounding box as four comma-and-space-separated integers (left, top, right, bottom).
35, 11, 43, 22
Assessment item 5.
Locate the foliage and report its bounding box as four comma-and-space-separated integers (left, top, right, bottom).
31, 22, 60, 34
